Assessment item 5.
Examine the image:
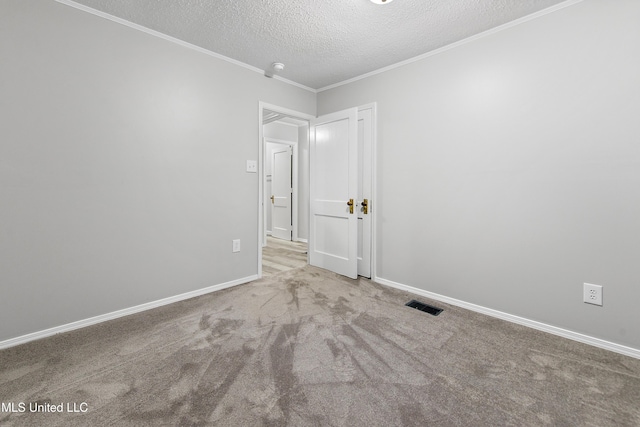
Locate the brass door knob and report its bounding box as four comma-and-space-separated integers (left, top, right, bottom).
361, 199, 368, 215
270, 195, 275, 204
346, 198, 354, 214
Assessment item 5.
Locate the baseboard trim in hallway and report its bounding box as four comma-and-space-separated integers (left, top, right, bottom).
374, 276, 640, 360
0, 274, 258, 351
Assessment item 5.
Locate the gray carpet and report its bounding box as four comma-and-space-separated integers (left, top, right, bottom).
1, 265, 639, 426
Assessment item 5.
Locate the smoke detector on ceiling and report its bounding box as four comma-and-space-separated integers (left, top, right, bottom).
265, 62, 285, 78
370, 0, 394, 4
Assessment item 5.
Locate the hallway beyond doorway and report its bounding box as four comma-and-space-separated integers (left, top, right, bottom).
262, 236, 307, 277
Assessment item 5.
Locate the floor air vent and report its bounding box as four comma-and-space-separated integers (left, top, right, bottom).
405, 300, 443, 316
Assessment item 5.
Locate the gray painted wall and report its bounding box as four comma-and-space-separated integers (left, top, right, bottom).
0, 0, 315, 342
263, 121, 299, 142
318, 0, 640, 349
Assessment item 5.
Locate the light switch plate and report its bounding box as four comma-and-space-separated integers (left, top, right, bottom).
246, 160, 257, 173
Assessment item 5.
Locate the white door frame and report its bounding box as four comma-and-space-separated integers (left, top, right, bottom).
264, 137, 298, 243
257, 101, 377, 280
360, 102, 377, 281
357, 103, 377, 279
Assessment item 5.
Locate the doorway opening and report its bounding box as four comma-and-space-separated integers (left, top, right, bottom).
257, 102, 376, 280
258, 103, 314, 278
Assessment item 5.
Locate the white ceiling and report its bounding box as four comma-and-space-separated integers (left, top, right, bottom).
64, 0, 569, 90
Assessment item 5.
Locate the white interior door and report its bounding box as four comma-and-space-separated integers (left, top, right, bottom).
271, 146, 292, 241
309, 108, 358, 279
357, 108, 373, 278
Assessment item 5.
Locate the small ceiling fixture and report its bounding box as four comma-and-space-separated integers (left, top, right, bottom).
370, 0, 394, 4
265, 62, 285, 78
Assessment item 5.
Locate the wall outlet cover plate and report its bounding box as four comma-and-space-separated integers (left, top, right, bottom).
583, 283, 603, 306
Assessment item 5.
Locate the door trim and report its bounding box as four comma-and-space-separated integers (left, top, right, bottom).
358, 103, 377, 280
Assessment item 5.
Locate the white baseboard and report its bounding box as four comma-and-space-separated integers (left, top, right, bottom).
295, 238, 308, 243
374, 276, 640, 360
0, 275, 258, 351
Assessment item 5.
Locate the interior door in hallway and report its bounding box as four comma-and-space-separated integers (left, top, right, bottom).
309, 108, 358, 279
271, 145, 292, 241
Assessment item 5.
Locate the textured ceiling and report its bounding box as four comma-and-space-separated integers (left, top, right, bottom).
65, 0, 568, 90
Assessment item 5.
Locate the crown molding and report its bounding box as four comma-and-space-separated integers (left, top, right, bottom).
55, 0, 584, 95
54, 0, 317, 93
317, 0, 584, 92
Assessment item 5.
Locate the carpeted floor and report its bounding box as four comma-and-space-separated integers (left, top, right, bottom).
1, 265, 639, 426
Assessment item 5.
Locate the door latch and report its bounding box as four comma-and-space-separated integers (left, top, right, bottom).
361, 199, 368, 214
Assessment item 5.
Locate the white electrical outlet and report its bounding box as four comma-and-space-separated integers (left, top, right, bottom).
583, 283, 603, 306
232, 239, 241, 253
